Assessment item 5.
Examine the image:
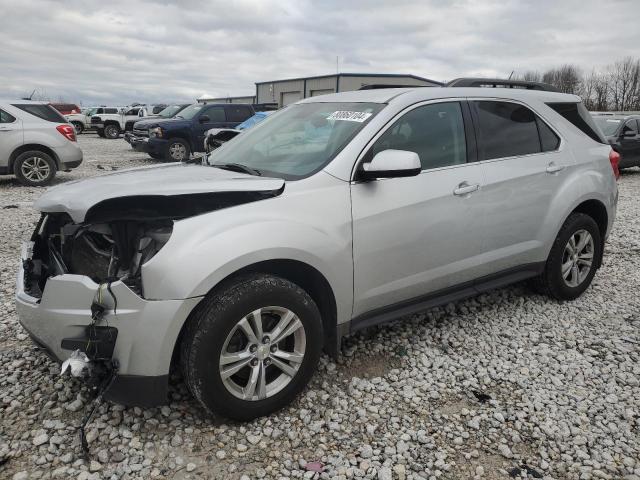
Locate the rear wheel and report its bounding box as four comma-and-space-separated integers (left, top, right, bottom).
104, 124, 120, 139
180, 274, 322, 420
531, 213, 602, 300
13, 150, 56, 186
165, 138, 190, 161
71, 122, 84, 135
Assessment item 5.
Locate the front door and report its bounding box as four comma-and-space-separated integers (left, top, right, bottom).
194, 106, 226, 150
619, 119, 640, 167
351, 100, 486, 318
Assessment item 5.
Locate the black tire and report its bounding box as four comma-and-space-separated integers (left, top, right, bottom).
180, 274, 323, 421
97, 129, 105, 138
531, 213, 602, 300
104, 124, 120, 139
164, 138, 190, 162
71, 122, 84, 135
148, 152, 163, 160
13, 150, 57, 186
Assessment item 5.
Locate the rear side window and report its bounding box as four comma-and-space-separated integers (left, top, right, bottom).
370, 101, 467, 170
12, 104, 66, 123
472, 101, 541, 160
0, 109, 16, 123
105, 108, 118, 114
202, 106, 226, 122
547, 102, 607, 144
537, 118, 561, 151
226, 106, 253, 122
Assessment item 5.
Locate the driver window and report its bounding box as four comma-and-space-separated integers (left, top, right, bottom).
623, 120, 638, 135
370, 102, 467, 170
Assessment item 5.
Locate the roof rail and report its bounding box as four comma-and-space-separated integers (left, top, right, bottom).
358, 84, 430, 90
446, 77, 559, 92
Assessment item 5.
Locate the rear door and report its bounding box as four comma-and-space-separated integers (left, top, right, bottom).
194, 105, 226, 151
0, 108, 23, 165
471, 99, 569, 274
225, 105, 254, 128
351, 100, 487, 318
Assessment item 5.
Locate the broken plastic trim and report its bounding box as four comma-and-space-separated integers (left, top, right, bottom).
84, 189, 284, 223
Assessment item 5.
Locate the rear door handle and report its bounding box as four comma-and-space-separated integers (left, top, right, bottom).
453, 182, 480, 196
546, 162, 565, 174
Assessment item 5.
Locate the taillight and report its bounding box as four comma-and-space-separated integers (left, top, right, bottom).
56, 124, 76, 142
609, 149, 620, 180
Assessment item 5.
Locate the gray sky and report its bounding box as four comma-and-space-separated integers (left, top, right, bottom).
1, 0, 638, 105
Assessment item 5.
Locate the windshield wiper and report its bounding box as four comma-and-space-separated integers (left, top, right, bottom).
213, 163, 262, 176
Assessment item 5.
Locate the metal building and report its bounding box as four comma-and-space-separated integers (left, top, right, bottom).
197, 94, 256, 104
255, 73, 442, 108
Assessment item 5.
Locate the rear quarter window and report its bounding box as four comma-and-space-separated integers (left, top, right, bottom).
547, 102, 607, 144
12, 104, 66, 123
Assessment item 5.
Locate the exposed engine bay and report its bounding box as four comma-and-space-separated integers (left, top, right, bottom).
24, 212, 172, 299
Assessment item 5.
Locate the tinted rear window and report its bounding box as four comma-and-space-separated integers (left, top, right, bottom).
226, 106, 253, 122
547, 102, 607, 144
12, 104, 67, 123
473, 101, 542, 160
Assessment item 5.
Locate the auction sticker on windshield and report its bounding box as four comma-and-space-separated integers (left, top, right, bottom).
327, 111, 373, 122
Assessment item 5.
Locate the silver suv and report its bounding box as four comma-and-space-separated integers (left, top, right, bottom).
0, 100, 83, 186
15, 87, 618, 420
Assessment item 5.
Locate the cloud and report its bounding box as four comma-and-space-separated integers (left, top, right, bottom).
0, 0, 638, 104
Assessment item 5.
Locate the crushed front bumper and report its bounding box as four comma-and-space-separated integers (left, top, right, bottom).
15, 242, 202, 406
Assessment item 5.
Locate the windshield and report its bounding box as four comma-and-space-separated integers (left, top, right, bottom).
593, 117, 622, 136
158, 104, 185, 118
175, 103, 203, 120
207, 102, 383, 179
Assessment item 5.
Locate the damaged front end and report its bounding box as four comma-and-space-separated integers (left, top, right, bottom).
24, 211, 172, 300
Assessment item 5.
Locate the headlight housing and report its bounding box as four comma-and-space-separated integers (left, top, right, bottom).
149, 127, 163, 138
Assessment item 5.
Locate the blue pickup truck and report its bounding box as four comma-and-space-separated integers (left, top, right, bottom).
128, 103, 255, 161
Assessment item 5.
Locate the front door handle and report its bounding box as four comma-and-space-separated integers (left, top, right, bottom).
453, 182, 480, 196
546, 162, 565, 174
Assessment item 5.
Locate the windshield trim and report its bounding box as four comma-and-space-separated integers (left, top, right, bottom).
207, 102, 384, 181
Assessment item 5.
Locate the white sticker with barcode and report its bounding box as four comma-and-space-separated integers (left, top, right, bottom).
327, 111, 372, 122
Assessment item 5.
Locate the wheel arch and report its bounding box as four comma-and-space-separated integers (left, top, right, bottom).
171, 259, 340, 372
9, 144, 61, 170
570, 199, 608, 240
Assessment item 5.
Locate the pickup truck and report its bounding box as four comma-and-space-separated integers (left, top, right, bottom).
204, 111, 272, 152
131, 103, 254, 160
124, 104, 191, 149
91, 106, 153, 139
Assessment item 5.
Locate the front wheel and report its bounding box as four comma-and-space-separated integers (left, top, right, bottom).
104, 124, 120, 139
180, 274, 323, 420
531, 213, 602, 300
165, 138, 190, 161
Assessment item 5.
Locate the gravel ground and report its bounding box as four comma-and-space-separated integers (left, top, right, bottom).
1, 134, 639, 480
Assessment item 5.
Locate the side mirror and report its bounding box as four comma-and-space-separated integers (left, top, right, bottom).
622, 128, 636, 138
199, 115, 210, 123
359, 149, 421, 180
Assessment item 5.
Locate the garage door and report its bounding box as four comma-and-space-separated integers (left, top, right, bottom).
281, 91, 302, 106
310, 89, 334, 97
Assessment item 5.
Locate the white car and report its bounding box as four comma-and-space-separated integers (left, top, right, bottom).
91, 106, 150, 139
0, 100, 83, 186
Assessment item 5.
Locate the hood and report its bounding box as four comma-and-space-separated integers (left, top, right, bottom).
35, 163, 285, 223
133, 117, 165, 130
147, 117, 191, 129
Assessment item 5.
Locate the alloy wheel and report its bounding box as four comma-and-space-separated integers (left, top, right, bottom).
561, 229, 594, 288
20, 156, 51, 183
169, 142, 187, 161
219, 306, 306, 401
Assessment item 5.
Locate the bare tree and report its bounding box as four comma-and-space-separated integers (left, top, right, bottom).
608, 57, 640, 111
520, 71, 542, 82
542, 64, 582, 94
